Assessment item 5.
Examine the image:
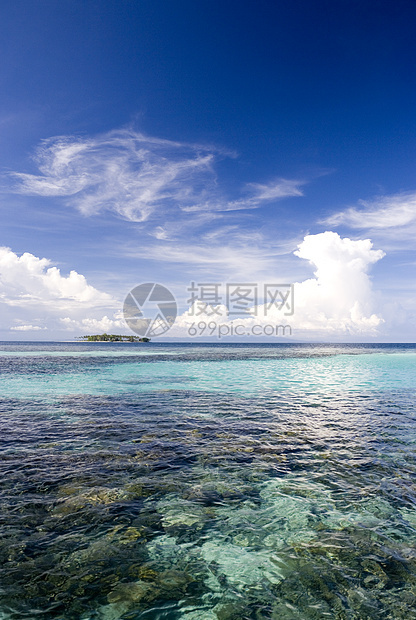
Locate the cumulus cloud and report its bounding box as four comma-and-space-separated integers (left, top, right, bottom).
7, 129, 305, 223
0, 247, 121, 336
0, 233, 386, 340
290, 232, 385, 334
170, 232, 385, 338
324, 191, 416, 229
0, 247, 113, 308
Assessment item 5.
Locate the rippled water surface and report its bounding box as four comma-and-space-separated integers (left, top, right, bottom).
1, 342, 416, 619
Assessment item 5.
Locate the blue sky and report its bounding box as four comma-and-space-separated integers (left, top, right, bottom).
1, 0, 415, 340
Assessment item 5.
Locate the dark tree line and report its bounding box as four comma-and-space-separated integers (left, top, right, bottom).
77, 333, 150, 342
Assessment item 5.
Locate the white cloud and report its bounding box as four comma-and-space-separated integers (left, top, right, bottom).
150, 226, 169, 240
289, 232, 385, 335
123, 233, 303, 281
181, 178, 305, 213
0, 247, 121, 336
324, 191, 416, 229
10, 324, 47, 331
0, 247, 113, 308
60, 316, 126, 332
169, 232, 385, 339
246, 178, 304, 202
0, 233, 387, 340
7, 129, 305, 223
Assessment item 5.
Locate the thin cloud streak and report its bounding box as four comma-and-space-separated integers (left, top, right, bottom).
246, 179, 304, 201
123, 233, 306, 280
6, 129, 306, 223
325, 191, 416, 229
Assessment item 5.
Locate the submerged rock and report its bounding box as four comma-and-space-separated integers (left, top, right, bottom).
201, 540, 285, 589
213, 599, 249, 620
156, 569, 193, 591
179, 611, 217, 620
62, 538, 122, 570
53, 486, 128, 515
107, 525, 147, 544
95, 601, 130, 620
271, 601, 307, 619
182, 484, 224, 506
156, 498, 207, 531
347, 586, 381, 617
124, 482, 154, 498
107, 580, 152, 604
400, 507, 416, 528
162, 510, 205, 528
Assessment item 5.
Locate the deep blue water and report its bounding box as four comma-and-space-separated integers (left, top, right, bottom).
1, 342, 416, 619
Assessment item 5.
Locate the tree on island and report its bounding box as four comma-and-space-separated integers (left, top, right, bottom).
77, 333, 150, 342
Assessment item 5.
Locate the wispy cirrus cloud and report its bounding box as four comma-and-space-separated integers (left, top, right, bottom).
10, 324, 47, 331
126, 242, 275, 277
181, 178, 305, 213
324, 191, 416, 229
6, 128, 305, 223
246, 178, 304, 202
322, 191, 416, 252
122, 226, 305, 281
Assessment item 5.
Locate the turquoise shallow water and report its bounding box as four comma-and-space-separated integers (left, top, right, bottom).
1, 342, 416, 619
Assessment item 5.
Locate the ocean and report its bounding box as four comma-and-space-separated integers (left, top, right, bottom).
1, 342, 416, 619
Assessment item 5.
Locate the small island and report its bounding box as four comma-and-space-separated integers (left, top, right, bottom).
77, 333, 150, 342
